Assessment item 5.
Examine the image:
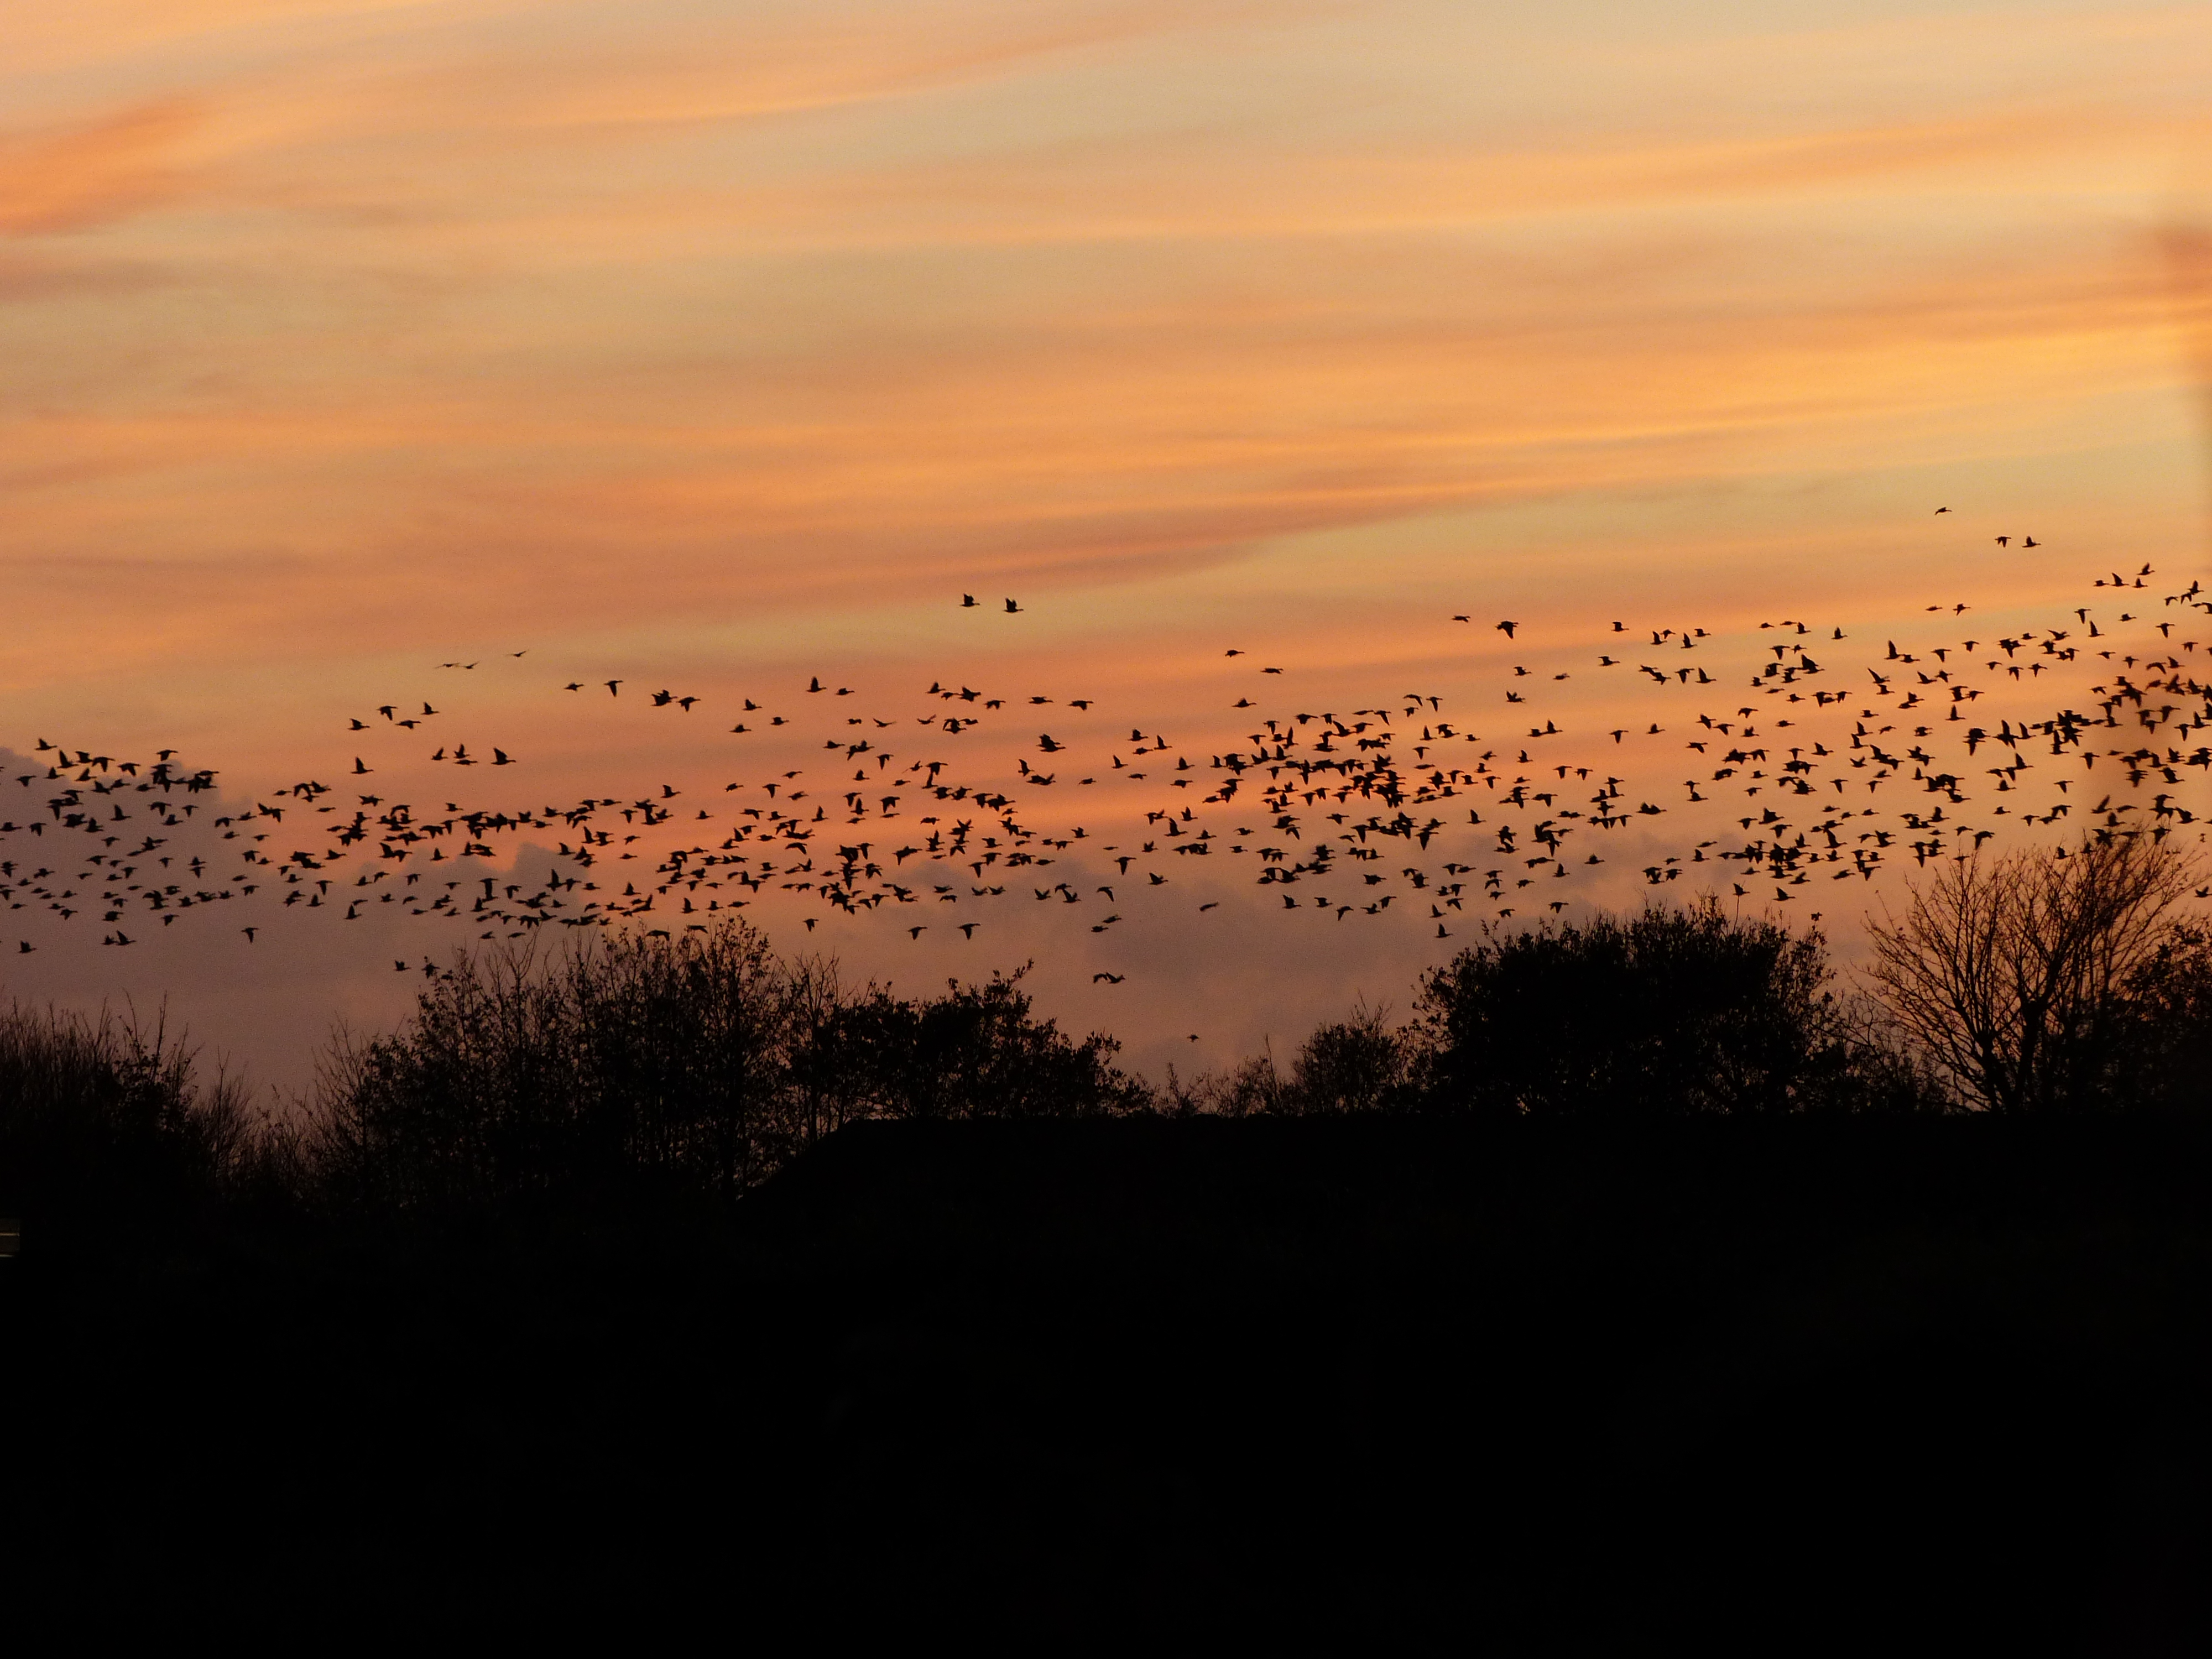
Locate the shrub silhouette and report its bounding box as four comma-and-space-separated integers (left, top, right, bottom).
1159, 1050, 1292, 1117
1162, 1004, 1410, 1117
1402, 899, 1904, 1118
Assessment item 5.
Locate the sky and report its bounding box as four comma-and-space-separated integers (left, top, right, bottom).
3, 1, 2210, 1095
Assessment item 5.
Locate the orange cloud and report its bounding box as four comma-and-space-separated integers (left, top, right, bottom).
0, 2, 2203, 701
450, 0, 1318, 134
0, 100, 202, 236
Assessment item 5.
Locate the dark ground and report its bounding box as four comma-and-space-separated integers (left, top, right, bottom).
5, 1118, 2209, 1648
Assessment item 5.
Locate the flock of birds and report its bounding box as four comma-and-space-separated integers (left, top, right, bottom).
4, 517, 2209, 989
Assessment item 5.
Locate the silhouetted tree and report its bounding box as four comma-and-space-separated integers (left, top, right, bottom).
311, 924, 800, 1214
2108, 924, 2212, 1118
1284, 1003, 1411, 1114
810, 967, 1150, 1121
1866, 834, 2207, 1113
0, 1001, 274, 1250
309, 925, 1150, 1216
1405, 900, 1883, 1117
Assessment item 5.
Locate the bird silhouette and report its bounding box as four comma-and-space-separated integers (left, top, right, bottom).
9, 525, 2197, 1044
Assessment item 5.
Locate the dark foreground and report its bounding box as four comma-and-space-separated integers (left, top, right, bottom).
6, 1119, 2209, 1649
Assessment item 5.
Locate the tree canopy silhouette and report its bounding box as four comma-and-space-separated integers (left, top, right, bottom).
1405, 900, 1916, 1118
308, 921, 1146, 1217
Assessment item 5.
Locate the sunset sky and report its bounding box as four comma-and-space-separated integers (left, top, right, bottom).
4, 0, 2209, 1092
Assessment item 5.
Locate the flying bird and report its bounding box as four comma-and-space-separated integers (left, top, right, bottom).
1496, 620, 1517, 638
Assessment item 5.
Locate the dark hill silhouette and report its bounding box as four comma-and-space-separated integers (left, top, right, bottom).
5, 1114, 2208, 1648
5, 881, 2211, 1644
744, 1118, 2211, 1650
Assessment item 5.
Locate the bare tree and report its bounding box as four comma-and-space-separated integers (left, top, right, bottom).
1866, 834, 2206, 1113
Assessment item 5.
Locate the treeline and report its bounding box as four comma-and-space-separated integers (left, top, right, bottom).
0, 937, 1148, 1239
4, 834, 2208, 1237
1197, 832, 2212, 1120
